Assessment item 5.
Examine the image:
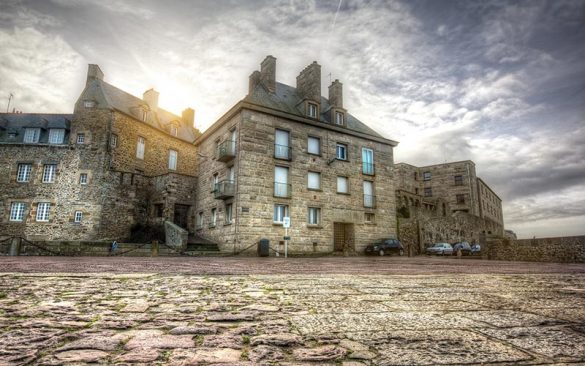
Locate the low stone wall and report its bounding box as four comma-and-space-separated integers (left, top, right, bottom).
487, 236, 585, 263
0, 238, 155, 257
164, 221, 188, 249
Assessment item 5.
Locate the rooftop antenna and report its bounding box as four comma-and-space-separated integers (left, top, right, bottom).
6, 93, 14, 113
328, 72, 332, 83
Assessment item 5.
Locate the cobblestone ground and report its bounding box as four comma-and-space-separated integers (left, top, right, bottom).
1, 257, 584, 365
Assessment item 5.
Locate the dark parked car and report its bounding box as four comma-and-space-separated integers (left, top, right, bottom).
471, 243, 481, 255
425, 243, 453, 256
365, 239, 404, 256
452, 241, 472, 256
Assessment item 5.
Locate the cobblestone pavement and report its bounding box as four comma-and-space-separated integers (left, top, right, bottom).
1, 257, 585, 365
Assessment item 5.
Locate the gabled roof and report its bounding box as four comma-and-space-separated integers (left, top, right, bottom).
0, 114, 72, 144
79, 79, 196, 143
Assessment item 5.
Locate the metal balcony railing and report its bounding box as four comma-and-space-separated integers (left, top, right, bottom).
362, 162, 375, 175
274, 182, 292, 198
364, 194, 376, 208
274, 144, 292, 160
217, 140, 236, 162
214, 180, 235, 200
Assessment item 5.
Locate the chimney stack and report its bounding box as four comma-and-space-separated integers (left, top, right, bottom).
143, 88, 159, 113
296, 61, 321, 103
86, 64, 104, 86
260, 55, 276, 93
248, 70, 261, 95
182, 107, 195, 129
328, 79, 343, 108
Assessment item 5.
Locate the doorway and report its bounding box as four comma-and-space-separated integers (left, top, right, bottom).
173, 204, 191, 229
333, 223, 355, 252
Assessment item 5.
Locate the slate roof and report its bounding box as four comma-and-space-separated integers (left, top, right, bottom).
80, 79, 196, 143
244, 82, 386, 141
0, 114, 72, 144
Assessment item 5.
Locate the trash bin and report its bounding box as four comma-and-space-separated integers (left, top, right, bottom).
258, 239, 269, 257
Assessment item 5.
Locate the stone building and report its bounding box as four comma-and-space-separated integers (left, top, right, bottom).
193, 56, 399, 254
395, 160, 504, 248
0, 65, 199, 241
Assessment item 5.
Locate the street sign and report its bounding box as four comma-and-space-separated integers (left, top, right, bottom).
283, 236, 291, 240
283, 217, 291, 228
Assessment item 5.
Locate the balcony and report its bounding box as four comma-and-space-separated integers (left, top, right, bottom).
362, 162, 375, 176
364, 194, 376, 208
274, 144, 292, 160
217, 140, 236, 162
274, 182, 292, 198
214, 180, 235, 200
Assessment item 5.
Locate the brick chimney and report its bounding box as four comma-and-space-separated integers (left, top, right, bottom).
260, 55, 276, 93
328, 79, 343, 108
143, 88, 159, 113
182, 107, 195, 129
296, 61, 321, 103
248, 70, 261, 95
86, 64, 104, 85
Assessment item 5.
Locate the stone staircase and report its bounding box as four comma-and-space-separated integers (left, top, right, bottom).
183, 235, 221, 255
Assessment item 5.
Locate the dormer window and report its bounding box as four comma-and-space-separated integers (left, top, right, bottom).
335, 111, 344, 126
48, 129, 65, 144
23, 128, 40, 143
307, 102, 318, 118
170, 126, 178, 137
141, 109, 148, 122
83, 100, 95, 108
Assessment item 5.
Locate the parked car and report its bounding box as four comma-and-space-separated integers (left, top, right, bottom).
365, 239, 404, 256
471, 243, 481, 256
426, 243, 453, 256
452, 241, 472, 256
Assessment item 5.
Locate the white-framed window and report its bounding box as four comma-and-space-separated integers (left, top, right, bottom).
48, 129, 65, 144
23, 128, 40, 143
17, 163, 32, 183
42, 164, 56, 183
141, 109, 148, 122
307, 103, 318, 118
10, 202, 26, 222
211, 208, 217, 227
363, 180, 374, 208
225, 203, 233, 224
336, 143, 347, 160
196, 211, 204, 229
362, 148, 374, 175
84, 100, 95, 108
274, 166, 290, 197
273, 204, 289, 223
79, 173, 88, 185
307, 136, 320, 155
136, 137, 145, 159
74, 211, 83, 223
170, 126, 178, 137
307, 171, 321, 190
36, 202, 51, 222
110, 134, 118, 148
168, 150, 177, 170
337, 176, 349, 194
77, 133, 85, 144
212, 173, 219, 191
423, 171, 431, 181
274, 129, 290, 160
335, 111, 344, 125
308, 207, 320, 225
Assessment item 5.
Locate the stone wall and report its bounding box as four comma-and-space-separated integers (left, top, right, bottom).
486, 236, 585, 263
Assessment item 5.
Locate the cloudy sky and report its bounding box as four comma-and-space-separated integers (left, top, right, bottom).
1, 0, 584, 239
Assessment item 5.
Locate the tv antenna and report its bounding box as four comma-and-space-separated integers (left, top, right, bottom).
6, 93, 14, 113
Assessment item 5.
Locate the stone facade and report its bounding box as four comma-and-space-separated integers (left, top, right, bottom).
486, 236, 585, 263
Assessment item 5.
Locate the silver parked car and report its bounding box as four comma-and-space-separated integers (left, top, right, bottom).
426, 242, 453, 256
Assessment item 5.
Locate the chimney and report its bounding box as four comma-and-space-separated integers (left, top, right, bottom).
296, 61, 321, 103
260, 55, 276, 93
143, 88, 159, 113
86, 64, 104, 85
249, 70, 261, 95
328, 79, 343, 108
182, 107, 195, 129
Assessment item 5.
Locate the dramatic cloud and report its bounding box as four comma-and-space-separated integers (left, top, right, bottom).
1, 0, 583, 238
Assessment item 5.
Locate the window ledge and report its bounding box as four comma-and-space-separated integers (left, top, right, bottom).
365, 222, 377, 226
224, 222, 233, 226
273, 222, 284, 226
337, 192, 351, 196
336, 158, 349, 162
307, 188, 322, 192
307, 224, 322, 229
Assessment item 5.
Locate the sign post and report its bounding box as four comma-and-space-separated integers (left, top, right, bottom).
283, 217, 290, 258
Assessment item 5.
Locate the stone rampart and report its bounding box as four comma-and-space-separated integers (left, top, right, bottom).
486, 236, 585, 263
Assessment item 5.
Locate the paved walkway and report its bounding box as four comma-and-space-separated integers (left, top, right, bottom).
1, 257, 584, 365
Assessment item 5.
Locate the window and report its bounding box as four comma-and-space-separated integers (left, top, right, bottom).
23, 128, 40, 143
110, 134, 118, 148
457, 194, 466, 204
84, 100, 95, 108
210, 208, 217, 227
212, 173, 219, 191
196, 211, 204, 229
76, 133, 85, 144
273, 204, 289, 223
48, 129, 65, 144
308, 207, 320, 225
335, 111, 344, 125
363, 181, 374, 208
307, 136, 320, 155
423, 171, 431, 181
74, 211, 83, 223
362, 148, 374, 175
136, 137, 145, 159
78, 173, 88, 185
365, 212, 375, 223
336, 143, 348, 160
274, 129, 290, 160
10, 202, 25, 222
168, 150, 177, 170
36, 202, 51, 222
274, 166, 290, 197
454, 175, 463, 186
307, 103, 318, 118
42, 164, 56, 183
307, 171, 321, 190
225, 203, 233, 224
337, 176, 349, 194
170, 126, 178, 137
141, 109, 148, 122
17, 163, 32, 182
154, 204, 163, 217
424, 187, 432, 197
227, 165, 235, 182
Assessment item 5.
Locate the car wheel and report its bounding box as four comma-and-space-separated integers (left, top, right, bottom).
399, 249, 404, 256
441, 250, 444, 256
379, 249, 385, 256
